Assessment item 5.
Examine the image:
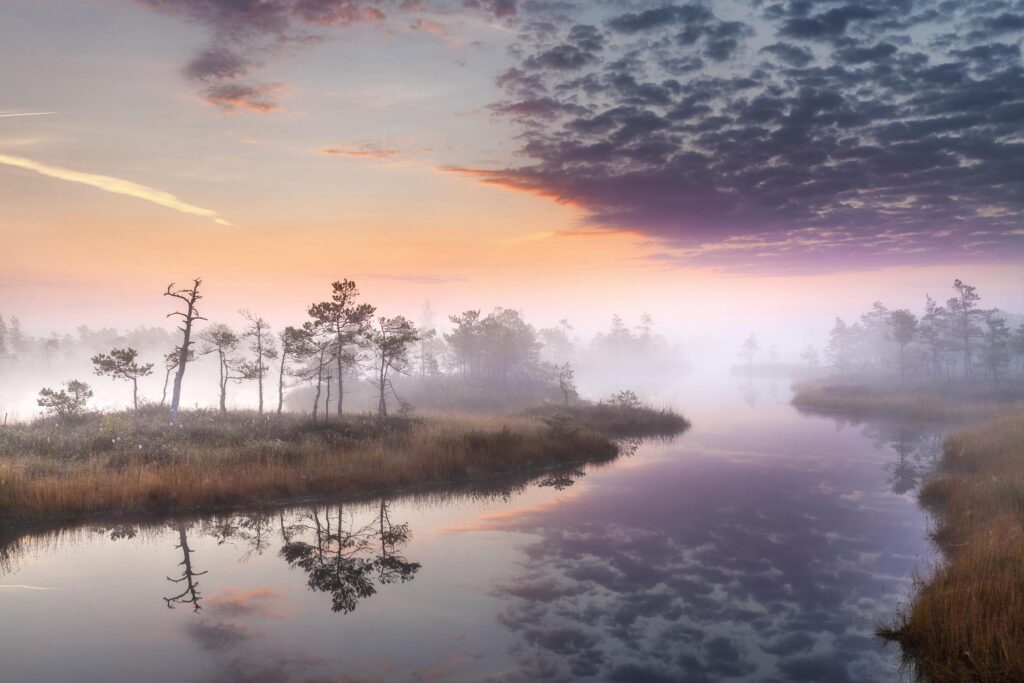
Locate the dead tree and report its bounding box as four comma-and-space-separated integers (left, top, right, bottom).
164, 280, 206, 421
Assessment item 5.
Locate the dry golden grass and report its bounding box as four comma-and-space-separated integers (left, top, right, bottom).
880, 408, 1024, 682
0, 408, 619, 524
792, 382, 1021, 422
527, 402, 691, 437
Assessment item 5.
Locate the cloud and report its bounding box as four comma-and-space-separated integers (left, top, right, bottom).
0, 153, 231, 225
463, 0, 1024, 269
136, 0, 517, 113
202, 82, 284, 113
317, 142, 402, 159
0, 112, 57, 118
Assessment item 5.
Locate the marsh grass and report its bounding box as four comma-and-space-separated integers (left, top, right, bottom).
0, 407, 620, 524
791, 382, 1022, 422
526, 402, 691, 438
879, 408, 1024, 683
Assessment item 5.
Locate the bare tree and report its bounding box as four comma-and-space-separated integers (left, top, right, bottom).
308, 280, 376, 417
165, 280, 206, 421
239, 311, 277, 415
160, 347, 194, 406
91, 347, 154, 411
368, 316, 418, 417
200, 324, 242, 414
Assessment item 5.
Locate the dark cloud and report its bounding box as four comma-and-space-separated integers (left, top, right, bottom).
469, 0, 1024, 269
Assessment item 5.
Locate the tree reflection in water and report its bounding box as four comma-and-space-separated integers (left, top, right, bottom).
164, 525, 208, 612
279, 499, 420, 613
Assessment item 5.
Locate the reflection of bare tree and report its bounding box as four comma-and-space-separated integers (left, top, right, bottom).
164, 526, 208, 612
279, 501, 419, 614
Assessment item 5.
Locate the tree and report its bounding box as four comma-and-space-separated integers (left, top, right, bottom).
7, 316, 24, 357
276, 325, 313, 415
799, 345, 819, 369
37, 380, 93, 418
200, 324, 242, 414
165, 280, 206, 421
1014, 324, 1024, 374
612, 389, 641, 408
308, 280, 376, 417
91, 347, 154, 411
239, 311, 277, 415
739, 334, 758, 366
948, 279, 983, 381
980, 311, 1012, 382
160, 347, 194, 406
0, 314, 7, 359
368, 316, 419, 417
888, 310, 918, 383
827, 318, 860, 377
557, 363, 576, 406
918, 295, 947, 381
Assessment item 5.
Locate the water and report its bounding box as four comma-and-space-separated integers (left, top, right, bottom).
0, 380, 941, 682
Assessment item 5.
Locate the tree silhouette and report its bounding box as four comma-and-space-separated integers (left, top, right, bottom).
164, 279, 206, 421
91, 347, 154, 411
308, 280, 376, 418
164, 526, 208, 612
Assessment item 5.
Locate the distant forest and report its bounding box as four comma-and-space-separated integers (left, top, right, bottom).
812, 279, 1024, 385
0, 279, 685, 419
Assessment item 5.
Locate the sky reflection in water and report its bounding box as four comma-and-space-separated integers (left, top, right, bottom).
0, 384, 939, 682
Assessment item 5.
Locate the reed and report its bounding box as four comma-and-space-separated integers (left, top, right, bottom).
879, 408, 1024, 683
0, 407, 620, 524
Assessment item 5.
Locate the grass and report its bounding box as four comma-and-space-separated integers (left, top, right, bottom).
791, 381, 1022, 422
878, 407, 1024, 682
0, 407, 626, 525
526, 401, 692, 438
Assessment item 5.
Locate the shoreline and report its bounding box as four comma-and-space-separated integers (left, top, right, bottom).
0, 405, 687, 528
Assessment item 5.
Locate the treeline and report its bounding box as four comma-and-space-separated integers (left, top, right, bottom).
818, 279, 1024, 385
2, 278, 678, 419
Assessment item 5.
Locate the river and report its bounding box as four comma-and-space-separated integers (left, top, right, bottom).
0, 377, 941, 682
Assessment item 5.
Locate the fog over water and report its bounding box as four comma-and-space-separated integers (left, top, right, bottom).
0, 373, 941, 682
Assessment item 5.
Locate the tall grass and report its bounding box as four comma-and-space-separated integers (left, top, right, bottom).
792, 381, 1021, 422
526, 402, 691, 438
879, 408, 1024, 682
0, 407, 619, 524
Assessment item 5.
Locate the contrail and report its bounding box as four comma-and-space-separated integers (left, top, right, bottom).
0, 153, 232, 226
0, 112, 57, 118
0, 584, 59, 591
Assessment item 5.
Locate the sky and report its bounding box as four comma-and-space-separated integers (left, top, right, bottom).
1, 0, 1022, 346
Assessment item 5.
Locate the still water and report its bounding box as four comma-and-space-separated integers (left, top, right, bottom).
0, 380, 941, 683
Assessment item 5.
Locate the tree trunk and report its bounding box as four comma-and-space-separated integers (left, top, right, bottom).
161, 366, 172, 406
335, 340, 344, 417
133, 377, 139, 411
170, 324, 192, 421
277, 351, 286, 415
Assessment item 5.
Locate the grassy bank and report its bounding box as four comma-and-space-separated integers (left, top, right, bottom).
0, 407, 632, 524
791, 381, 1022, 422
527, 401, 691, 437
879, 407, 1024, 682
